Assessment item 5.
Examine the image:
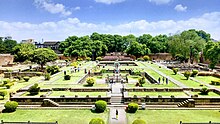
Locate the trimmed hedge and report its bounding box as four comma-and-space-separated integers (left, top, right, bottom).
172, 68, 178, 75
0, 90, 7, 99
200, 88, 209, 95
95, 100, 107, 113
44, 73, 51, 81
143, 55, 150, 61
64, 75, 71, 80
28, 83, 40, 95
89, 118, 105, 124
210, 80, 220, 86
184, 71, 191, 80
191, 70, 198, 77
127, 102, 139, 113
86, 77, 96, 86
132, 119, 146, 124
23, 76, 30, 82
4, 101, 18, 112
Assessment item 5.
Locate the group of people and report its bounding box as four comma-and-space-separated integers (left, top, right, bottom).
158, 77, 169, 84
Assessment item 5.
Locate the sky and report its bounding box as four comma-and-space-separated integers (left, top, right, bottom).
0, 0, 220, 42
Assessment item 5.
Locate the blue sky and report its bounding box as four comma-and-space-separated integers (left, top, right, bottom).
0, 0, 220, 42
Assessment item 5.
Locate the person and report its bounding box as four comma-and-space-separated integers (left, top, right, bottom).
166, 78, 169, 84
116, 109, 118, 119
158, 77, 161, 84
162, 77, 165, 84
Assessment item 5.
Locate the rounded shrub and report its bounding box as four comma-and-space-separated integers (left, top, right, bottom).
86, 77, 96, 86
64, 75, 71, 80
5, 83, 14, 89
89, 118, 105, 124
137, 58, 144, 61
86, 57, 91, 61
184, 71, 191, 80
23, 76, 30, 82
127, 102, 139, 113
4, 101, 18, 112
191, 70, 199, 77
0, 90, 7, 99
95, 100, 107, 113
44, 73, 51, 81
172, 68, 178, 75
132, 119, 146, 124
96, 57, 102, 61
200, 88, 209, 95
138, 77, 146, 87
28, 83, 40, 95
143, 55, 150, 61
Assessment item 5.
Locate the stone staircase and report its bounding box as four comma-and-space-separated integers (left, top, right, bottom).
111, 94, 123, 105
177, 99, 195, 107
41, 99, 59, 107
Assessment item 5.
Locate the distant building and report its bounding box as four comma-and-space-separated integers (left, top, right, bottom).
34, 41, 61, 54
21, 39, 35, 44
0, 36, 12, 41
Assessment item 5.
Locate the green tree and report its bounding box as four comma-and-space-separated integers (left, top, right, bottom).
12, 43, 35, 62
32, 48, 57, 69
205, 42, 220, 69
126, 41, 150, 58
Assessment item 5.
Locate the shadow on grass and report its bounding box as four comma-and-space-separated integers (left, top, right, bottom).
83, 84, 93, 87
2, 109, 16, 113
181, 78, 188, 80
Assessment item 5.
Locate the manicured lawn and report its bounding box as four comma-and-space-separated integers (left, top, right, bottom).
0, 109, 109, 124
127, 110, 220, 124
128, 92, 188, 97
195, 76, 220, 88
49, 91, 107, 97
144, 62, 204, 88
191, 92, 220, 97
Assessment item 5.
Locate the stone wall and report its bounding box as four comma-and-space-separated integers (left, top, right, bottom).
148, 53, 172, 60
0, 54, 14, 66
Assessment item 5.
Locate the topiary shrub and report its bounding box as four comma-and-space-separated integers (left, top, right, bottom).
64, 75, 71, 80
100, 69, 106, 74
184, 71, 191, 80
4, 101, 18, 112
86, 77, 96, 86
191, 70, 199, 77
143, 55, 150, 61
44, 73, 51, 81
96, 57, 102, 61
0, 90, 7, 99
127, 102, 139, 113
23, 76, 30, 82
200, 88, 209, 95
138, 77, 146, 87
132, 119, 146, 124
95, 100, 107, 113
210, 80, 220, 85
137, 58, 144, 61
46, 65, 60, 75
86, 57, 91, 61
5, 83, 14, 89
28, 83, 40, 95
172, 68, 178, 75
89, 118, 105, 124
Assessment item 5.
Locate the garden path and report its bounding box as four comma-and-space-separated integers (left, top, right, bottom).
109, 107, 127, 124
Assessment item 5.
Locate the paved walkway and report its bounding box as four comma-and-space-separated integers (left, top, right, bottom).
109, 107, 127, 124
141, 62, 187, 88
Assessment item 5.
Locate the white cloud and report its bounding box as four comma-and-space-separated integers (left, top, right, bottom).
94, 0, 126, 4
74, 6, 80, 11
149, 0, 172, 5
34, 0, 72, 16
174, 4, 187, 12
0, 12, 220, 42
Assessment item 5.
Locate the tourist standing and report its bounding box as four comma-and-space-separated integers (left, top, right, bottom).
116, 109, 118, 119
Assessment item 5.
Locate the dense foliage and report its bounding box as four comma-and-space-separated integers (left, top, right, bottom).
86, 77, 96, 86
95, 100, 107, 113
0, 90, 7, 99
127, 102, 139, 113
28, 83, 40, 95
4, 101, 18, 112
46, 65, 60, 75
132, 119, 147, 124
89, 118, 105, 124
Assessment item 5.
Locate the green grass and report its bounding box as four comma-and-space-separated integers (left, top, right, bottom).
191, 91, 220, 97
49, 91, 107, 97
144, 62, 204, 88
0, 109, 109, 124
128, 92, 188, 97
195, 76, 220, 88
127, 110, 220, 124
40, 83, 108, 88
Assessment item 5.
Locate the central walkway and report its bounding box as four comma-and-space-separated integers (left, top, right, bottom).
109, 83, 127, 124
